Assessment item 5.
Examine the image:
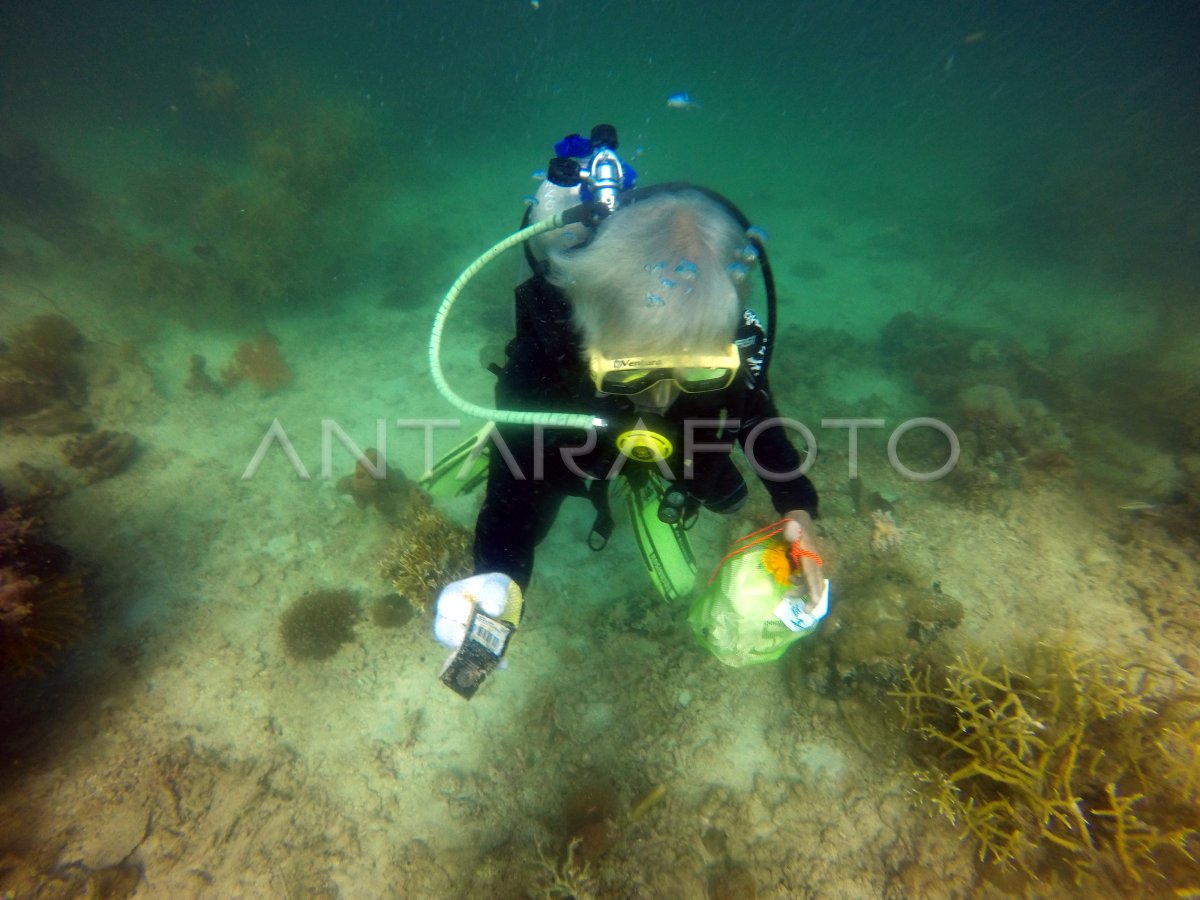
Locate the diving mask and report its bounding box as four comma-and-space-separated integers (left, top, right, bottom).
588, 344, 740, 396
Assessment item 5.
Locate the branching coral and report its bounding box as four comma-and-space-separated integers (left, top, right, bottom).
0, 490, 86, 676
0, 313, 89, 430
869, 510, 904, 553
378, 500, 473, 613
0, 570, 85, 676
533, 837, 598, 900
893, 651, 1200, 891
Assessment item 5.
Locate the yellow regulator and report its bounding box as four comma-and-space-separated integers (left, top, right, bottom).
616, 428, 674, 463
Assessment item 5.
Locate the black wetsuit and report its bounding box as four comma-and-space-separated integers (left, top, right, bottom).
474, 274, 819, 590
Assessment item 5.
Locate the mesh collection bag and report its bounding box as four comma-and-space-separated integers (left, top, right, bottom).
688, 519, 828, 667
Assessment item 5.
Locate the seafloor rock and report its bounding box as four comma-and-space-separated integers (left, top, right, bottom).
788, 562, 962, 699
958, 383, 1024, 429
62, 430, 138, 482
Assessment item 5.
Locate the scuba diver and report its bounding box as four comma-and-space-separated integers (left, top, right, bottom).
426, 125, 827, 698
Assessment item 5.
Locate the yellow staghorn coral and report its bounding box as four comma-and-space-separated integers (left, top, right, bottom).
378, 502, 473, 612
893, 650, 1200, 892
1159, 716, 1200, 805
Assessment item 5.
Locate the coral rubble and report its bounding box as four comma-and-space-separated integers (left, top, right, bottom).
869, 509, 904, 553
893, 650, 1200, 891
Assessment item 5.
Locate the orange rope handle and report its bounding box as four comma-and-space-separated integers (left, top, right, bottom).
708, 518, 823, 586
790, 545, 823, 567
736, 518, 793, 544
708, 527, 784, 584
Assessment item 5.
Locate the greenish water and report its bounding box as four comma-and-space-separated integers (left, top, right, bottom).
1, 2, 1198, 897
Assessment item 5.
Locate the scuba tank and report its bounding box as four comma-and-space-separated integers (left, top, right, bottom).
525, 124, 637, 267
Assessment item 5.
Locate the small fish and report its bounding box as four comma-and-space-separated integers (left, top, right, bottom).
1117, 501, 1164, 513
667, 92, 701, 110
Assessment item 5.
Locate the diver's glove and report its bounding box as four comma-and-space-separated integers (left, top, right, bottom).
782, 510, 826, 611
433, 573, 524, 699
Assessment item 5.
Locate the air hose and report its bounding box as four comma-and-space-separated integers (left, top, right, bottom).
429, 186, 775, 428
428, 206, 605, 430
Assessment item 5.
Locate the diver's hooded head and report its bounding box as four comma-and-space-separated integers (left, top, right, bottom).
547, 190, 751, 361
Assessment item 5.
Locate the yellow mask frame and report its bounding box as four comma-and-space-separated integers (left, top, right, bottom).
587, 344, 741, 396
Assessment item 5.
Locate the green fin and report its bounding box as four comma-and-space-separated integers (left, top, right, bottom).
419, 425, 492, 498
623, 473, 697, 603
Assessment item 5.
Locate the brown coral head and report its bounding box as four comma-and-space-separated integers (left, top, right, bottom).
13, 314, 85, 360
0, 313, 88, 420
564, 781, 618, 834
62, 430, 138, 482
353, 448, 385, 491
280, 589, 359, 661
220, 332, 293, 394
337, 448, 410, 518
568, 820, 613, 866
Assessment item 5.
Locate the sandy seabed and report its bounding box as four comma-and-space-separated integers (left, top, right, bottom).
1, 209, 1197, 900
